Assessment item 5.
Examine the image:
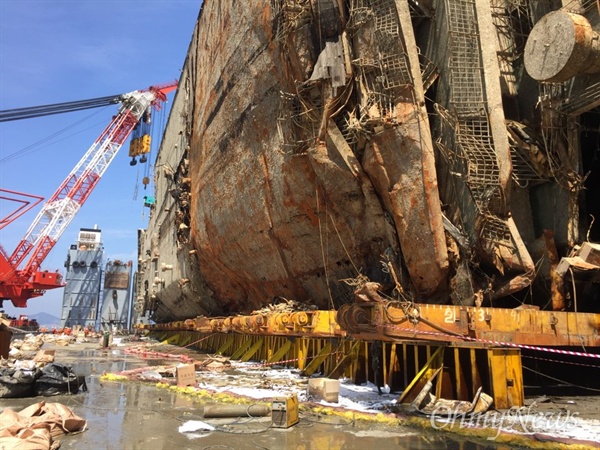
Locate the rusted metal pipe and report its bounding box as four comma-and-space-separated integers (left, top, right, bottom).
201, 404, 271, 418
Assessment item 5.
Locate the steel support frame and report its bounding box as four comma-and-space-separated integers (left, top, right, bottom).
144, 302, 600, 408
151, 330, 524, 408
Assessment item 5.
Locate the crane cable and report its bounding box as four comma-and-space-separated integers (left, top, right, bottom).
0, 106, 111, 165
0, 94, 122, 122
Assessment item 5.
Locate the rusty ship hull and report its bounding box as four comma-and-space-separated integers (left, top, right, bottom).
137, 0, 600, 323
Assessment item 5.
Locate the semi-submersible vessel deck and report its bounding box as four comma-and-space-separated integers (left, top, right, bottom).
135, 0, 600, 408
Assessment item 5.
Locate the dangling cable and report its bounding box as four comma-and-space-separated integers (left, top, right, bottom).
133, 166, 140, 201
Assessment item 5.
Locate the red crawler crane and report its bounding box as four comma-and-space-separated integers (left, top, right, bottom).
0, 82, 177, 308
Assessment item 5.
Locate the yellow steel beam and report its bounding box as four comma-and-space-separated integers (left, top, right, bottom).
163, 333, 180, 345
470, 348, 481, 398
268, 339, 292, 363
147, 329, 527, 408
156, 332, 169, 342
402, 344, 408, 388
295, 338, 308, 371
328, 341, 360, 379
380, 303, 600, 347
230, 337, 254, 360
265, 336, 274, 361
145, 300, 600, 411
454, 348, 464, 401
302, 341, 333, 376
150, 304, 600, 349
487, 348, 524, 409
216, 336, 235, 355
179, 333, 194, 347
387, 343, 398, 388
240, 337, 265, 362
398, 346, 444, 404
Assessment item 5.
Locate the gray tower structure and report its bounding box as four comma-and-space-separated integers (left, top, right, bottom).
100, 260, 133, 331
60, 227, 103, 329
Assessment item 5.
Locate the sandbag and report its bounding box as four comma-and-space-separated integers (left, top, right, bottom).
0, 401, 87, 450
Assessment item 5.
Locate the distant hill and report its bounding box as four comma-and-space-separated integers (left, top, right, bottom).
29, 312, 61, 328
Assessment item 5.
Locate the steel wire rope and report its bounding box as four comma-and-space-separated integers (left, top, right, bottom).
378, 294, 465, 337
568, 266, 588, 355
146, 108, 157, 179
328, 212, 360, 276
0, 106, 111, 164
135, 106, 157, 200
363, 260, 423, 331
132, 167, 140, 201
528, 251, 554, 311
382, 300, 416, 324
330, 81, 354, 118
522, 365, 600, 393
522, 354, 600, 370
316, 187, 336, 312
145, 102, 167, 191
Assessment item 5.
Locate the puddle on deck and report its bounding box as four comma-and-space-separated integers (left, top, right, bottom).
0, 344, 502, 450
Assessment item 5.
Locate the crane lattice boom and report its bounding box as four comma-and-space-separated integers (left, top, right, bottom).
0, 82, 177, 307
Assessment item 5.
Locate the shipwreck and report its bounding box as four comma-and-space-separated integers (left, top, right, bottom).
136, 0, 600, 324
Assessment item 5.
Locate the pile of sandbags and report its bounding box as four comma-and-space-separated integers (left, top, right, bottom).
41, 334, 77, 346
0, 401, 87, 450
7, 334, 44, 359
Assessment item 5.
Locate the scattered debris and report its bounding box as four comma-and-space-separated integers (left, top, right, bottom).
33, 350, 56, 365
409, 368, 493, 416
123, 343, 194, 363
0, 333, 85, 399
252, 298, 316, 315
178, 420, 215, 434
194, 355, 231, 372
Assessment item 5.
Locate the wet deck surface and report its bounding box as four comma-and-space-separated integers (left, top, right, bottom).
0, 341, 502, 450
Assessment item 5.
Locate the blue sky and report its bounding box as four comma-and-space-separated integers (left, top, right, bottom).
0, 0, 201, 317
